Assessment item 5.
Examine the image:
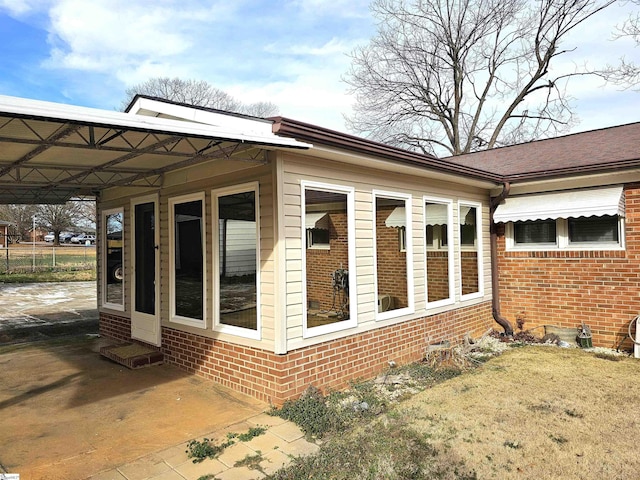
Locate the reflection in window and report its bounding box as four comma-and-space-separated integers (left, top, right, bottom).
171, 195, 204, 322
217, 188, 258, 332
515, 219, 556, 244
460, 204, 480, 296
305, 188, 350, 328
425, 201, 452, 303
104, 209, 123, 307
375, 196, 409, 315
569, 215, 619, 243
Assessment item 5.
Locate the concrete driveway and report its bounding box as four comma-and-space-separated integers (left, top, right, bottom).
0, 337, 268, 480
0, 282, 98, 344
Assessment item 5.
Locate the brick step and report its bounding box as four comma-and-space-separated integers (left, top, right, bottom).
100, 342, 163, 369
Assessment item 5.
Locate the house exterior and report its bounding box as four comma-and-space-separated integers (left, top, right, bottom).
95, 96, 502, 404
0, 220, 10, 248
0, 93, 637, 405
445, 123, 640, 350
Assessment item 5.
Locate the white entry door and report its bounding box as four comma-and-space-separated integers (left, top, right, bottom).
130, 195, 160, 346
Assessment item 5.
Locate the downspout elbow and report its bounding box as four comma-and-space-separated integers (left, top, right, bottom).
490, 182, 514, 336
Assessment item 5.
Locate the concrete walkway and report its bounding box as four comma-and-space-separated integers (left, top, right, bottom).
88, 413, 318, 480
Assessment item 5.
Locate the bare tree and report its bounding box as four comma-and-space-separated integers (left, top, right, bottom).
37, 203, 82, 246
0, 204, 37, 242
121, 77, 279, 117
597, 1, 640, 88
344, 0, 616, 156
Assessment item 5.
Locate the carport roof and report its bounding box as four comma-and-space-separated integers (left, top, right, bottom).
0, 95, 311, 204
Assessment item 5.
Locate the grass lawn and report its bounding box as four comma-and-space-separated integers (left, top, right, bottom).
271, 345, 640, 479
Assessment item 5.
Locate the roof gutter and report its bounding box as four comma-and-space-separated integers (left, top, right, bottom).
490, 182, 514, 336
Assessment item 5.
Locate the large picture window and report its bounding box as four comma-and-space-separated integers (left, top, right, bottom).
102, 207, 123, 310
373, 192, 413, 320
213, 184, 259, 339
424, 198, 454, 306
169, 193, 206, 327
302, 182, 356, 337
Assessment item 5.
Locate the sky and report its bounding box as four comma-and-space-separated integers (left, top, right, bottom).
0, 0, 638, 140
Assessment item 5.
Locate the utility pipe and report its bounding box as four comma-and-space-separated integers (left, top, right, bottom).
490, 182, 514, 336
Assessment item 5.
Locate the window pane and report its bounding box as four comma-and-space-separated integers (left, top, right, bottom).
460, 205, 479, 296
134, 202, 155, 315
569, 215, 618, 243
514, 220, 556, 244
425, 201, 450, 303
105, 211, 123, 306
305, 189, 349, 327
218, 190, 258, 330
173, 199, 203, 320
375, 197, 408, 313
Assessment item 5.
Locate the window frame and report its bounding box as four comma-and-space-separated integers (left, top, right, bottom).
212, 182, 261, 340
424, 196, 455, 308
301, 181, 357, 338
505, 216, 625, 251
372, 190, 414, 322
458, 201, 484, 301
101, 206, 125, 311
169, 192, 207, 329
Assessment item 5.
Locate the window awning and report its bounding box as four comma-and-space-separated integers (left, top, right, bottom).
385, 206, 406, 228
425, 203, 449, 226
493, 186, 625, 223
305, 212, 329, 230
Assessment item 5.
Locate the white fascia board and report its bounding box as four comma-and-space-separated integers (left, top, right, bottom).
0, 94, 311, 149
128, 96, 274, 137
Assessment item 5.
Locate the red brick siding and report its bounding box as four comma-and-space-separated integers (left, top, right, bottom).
461, 251, 479, 295
99, 312, 131, 343
426, 251, 450, 301
306, 211, 349, 311
497, 184, 640, 349
375, 205, 408, 308
100, 302, 492, 404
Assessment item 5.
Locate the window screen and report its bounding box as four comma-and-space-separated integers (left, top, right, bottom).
514, 220, 557, 244
568, 215, 618, 243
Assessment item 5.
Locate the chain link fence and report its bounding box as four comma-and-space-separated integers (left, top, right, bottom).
0, 245, 96, 274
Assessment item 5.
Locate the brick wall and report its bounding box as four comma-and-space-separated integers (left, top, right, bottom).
426, 251, 449, 301
496, 184, 640, 349
375, 205, 408, 309
306, 211, 349, 311
100, 301, 493, 404
99, 312, 131, 342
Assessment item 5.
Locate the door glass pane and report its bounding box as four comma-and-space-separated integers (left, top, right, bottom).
173, 199, 204, 320
305, 189, 350, 327
134, 202, 155, 315
425, 201, 450, 303
375, 197, 408, 313
218, 190, 257, 330
105, 210, 123, 305
460, 205, 479, 296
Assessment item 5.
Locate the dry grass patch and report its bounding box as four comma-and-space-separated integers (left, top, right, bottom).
400, 346, 640, 479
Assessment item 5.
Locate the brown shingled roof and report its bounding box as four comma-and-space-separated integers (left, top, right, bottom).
443, 122, 640, 181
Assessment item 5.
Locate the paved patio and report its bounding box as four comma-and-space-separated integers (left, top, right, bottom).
0, 283, 318, 479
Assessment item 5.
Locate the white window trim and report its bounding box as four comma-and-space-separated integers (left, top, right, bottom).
372, 190, 415, 322
212, 182, 261, 340
101, 206, 124, 312
458, 201, 484, 302
169, 192, 207, 329
301, 181, 357, 338
424, 196, 455, 309
306, 229, 330, 250
505, 217, 626, 251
